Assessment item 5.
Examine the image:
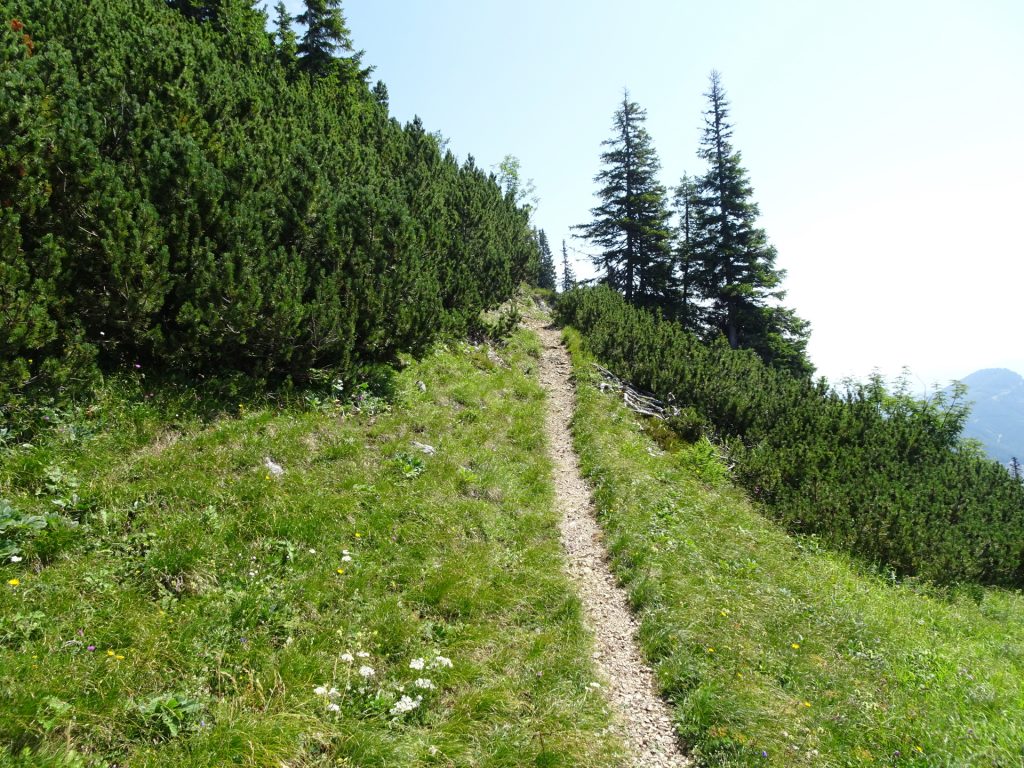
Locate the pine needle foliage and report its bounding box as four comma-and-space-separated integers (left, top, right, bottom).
0, 0, 534, 428
535, 229, 557, 292
689, 72, 811, 374
558, 286, 1024, 587
560, 240, 576, 293
575, 92, 673, 309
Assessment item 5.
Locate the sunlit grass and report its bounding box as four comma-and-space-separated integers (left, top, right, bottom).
0, 329, 623, 767
565, 326, 1024, 768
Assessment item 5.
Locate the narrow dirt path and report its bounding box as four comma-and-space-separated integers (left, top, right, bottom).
526, 316, 691, 768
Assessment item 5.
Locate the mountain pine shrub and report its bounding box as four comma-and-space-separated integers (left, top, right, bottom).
558, 286, 1024, 586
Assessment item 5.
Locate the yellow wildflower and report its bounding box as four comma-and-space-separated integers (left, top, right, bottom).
7, 578, 19, 587
791, 643, 800, 650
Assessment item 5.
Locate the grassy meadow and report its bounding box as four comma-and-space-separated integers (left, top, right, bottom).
564, 327, 1024, 768
0, 329, 623, 767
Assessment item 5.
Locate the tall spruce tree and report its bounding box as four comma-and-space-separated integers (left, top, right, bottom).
671, 173, 700, 328
561, 240, 576, 293
536, 229, 557, 291
576, 92, 673, 308
296, 0, 354, 76
689, 71, 810, 373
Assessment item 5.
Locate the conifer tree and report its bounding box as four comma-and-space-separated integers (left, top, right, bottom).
689, 71, 810, 372
671, 173, 700, 328
561, 240, 576, 293
536, 229, 557, 291
272, 2, 297, 65
372, 80, 389, 109
0, 0, 537, 408
297, 0, 353, 76
576, 92, 673, 309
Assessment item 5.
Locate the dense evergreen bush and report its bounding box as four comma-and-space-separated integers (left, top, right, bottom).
559, 285, 1024, 587
0, 0, 534, 421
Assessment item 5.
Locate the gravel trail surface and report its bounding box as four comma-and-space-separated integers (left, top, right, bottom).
528, 317, 691, 768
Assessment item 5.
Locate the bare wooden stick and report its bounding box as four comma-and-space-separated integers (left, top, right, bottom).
592, 362, 673, 420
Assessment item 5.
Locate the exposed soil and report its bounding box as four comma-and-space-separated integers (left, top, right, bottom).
527, 317, 691, 768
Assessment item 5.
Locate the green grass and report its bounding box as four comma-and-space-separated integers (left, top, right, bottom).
564, 327, 1024, 768
0, 329, 623, 767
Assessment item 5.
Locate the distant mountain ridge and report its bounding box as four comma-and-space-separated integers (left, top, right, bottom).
954, 368, 1024, 464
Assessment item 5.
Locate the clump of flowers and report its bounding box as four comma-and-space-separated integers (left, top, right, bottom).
314, 684, 342, 713
314, 649, 453, 721
390, 694, 422, 716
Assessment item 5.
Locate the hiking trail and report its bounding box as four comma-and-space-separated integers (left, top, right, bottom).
526, 314, 691, 768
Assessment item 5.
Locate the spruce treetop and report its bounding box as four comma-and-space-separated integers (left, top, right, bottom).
576, 91, 673, 308
688, 71, 809, 373
297, 0, 355, 76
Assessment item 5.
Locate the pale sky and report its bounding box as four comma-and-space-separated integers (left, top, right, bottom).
282, 1, 1024, 387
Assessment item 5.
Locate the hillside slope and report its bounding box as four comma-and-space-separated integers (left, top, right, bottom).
0, 329, 623, 767
564, 327, 1024, 767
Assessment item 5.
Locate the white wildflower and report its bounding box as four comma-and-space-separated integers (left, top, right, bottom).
358, 665, 375, 678
326, 702, 340, 713
308, 548, 316, 554
263, 457, 284, 477
342, 549, 350, 555
409, 657, 425, 671
390, 694, 422, 715
356, 651, 370, 658
340, 652, 354, 663
314, 685, 328, 696
328, 687, 340, 698
414, 678, 435, 690
10, 555, 22, 563
431, 655, 453, 669
341, 555, 352, 562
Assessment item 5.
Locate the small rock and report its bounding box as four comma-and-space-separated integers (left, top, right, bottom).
412, 441, 436, 455
416, 380, 427, 392
264, 457, 284, 477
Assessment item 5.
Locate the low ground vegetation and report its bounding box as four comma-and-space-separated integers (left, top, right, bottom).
0, 329, 623, 767
565, 326, 1024, 767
